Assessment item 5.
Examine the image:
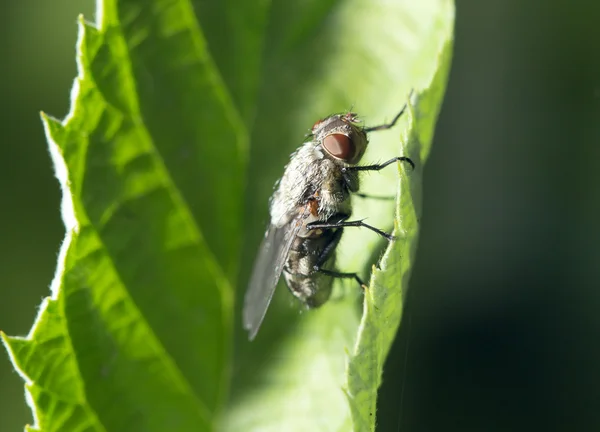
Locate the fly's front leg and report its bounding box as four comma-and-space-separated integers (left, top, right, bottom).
344, 156, 415, 173
363, 89, 414, 133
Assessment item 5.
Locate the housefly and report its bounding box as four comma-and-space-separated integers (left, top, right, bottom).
243, 95, 415, 340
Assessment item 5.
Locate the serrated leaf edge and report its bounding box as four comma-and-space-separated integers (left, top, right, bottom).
2, 10, 236, 429
344, 10, 455, 430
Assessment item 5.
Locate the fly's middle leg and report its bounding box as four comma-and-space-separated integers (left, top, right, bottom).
307, 219, 395, 241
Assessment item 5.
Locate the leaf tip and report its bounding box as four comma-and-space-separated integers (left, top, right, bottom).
0, 330, 16, 355
40, 112, 62, 134
76, 13, 96, 31
0, 331, 10, 356
0, 333, 35, 390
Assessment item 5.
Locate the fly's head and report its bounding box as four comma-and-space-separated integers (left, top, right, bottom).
312, 112, 368, 166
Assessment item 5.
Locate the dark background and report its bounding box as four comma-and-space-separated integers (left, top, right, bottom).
1, 1, 598, 431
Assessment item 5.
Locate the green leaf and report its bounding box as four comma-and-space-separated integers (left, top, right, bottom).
3, 0, 245, 429
345, 41, 454, 431
227, 1, 454, 431
2, 0, 453, 431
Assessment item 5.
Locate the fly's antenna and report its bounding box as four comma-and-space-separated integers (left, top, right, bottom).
364, 89, 414, 133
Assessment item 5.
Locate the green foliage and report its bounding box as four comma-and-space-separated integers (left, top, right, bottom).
1, 0, 453, 431
345, 42, 454, 431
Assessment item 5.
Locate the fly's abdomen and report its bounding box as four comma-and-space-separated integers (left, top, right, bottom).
283, 230, 337, 308
284, 271, 333, 308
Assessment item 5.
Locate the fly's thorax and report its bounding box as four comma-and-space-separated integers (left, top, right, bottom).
318, 187, 351, 222
313, 113, 368, 166
269, 142, 323, 226
269, 112, 364, 228
269, 140, 351, 226
297, 212, 322, 238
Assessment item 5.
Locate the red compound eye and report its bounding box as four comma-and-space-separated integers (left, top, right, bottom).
323, 133, 355, 162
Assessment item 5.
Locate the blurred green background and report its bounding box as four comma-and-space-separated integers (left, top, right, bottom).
1, 1, 598, 431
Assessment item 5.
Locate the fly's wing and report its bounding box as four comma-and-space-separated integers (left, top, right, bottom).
243, 208, 307, 341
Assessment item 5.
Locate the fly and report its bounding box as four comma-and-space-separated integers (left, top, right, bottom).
243, 95, 415, 340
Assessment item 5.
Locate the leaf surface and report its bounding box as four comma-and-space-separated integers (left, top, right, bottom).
3, 0, 245, 429
345, 41, 454, 431
2, 0, 454, 431
227, 1, 454, 431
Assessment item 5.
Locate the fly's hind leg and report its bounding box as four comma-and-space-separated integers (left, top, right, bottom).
317, 268, 366, 289
310, 225, 367, 289
353, 192, 395, 200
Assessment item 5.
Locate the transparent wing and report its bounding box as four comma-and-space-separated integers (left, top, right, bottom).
243, 210, 306, 341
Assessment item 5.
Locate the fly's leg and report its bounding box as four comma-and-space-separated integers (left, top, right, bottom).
363, 89, 414, 133
353, 192, 395, 200
307, 219, 395, 241
353, 91, 415, 177
307, 218, 389, 287
309, 224, 367, 288
313, 226, 344, 268
316, 268, 366, 289
344, 156, 415, 172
